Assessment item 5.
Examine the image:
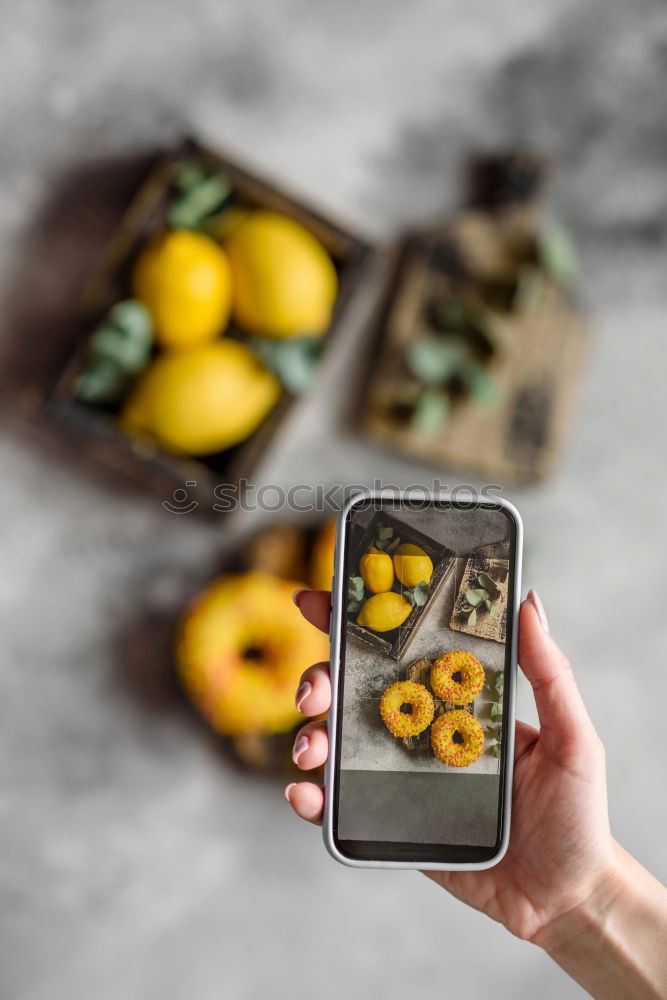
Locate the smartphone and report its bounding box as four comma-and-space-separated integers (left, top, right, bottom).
324, 490, 522, 870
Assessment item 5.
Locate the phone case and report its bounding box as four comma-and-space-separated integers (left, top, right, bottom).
323, 489, 523, 870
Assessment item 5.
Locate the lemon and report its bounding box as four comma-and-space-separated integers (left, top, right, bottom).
224, 210, 337, 338
120, 340, 280, 455
133, 230, 232, 349
359, 546, 394, 594
393, 544, 433, 588
356, 592, 412, 632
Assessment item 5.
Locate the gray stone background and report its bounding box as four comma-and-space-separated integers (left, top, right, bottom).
2, 1, 667, 998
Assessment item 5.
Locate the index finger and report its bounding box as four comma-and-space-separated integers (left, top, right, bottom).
293, 589, 331, 633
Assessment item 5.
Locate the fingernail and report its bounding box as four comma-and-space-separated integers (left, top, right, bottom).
292, 588, 306, 607
295, 680, 312, 712
284, 782, 297, 803
528, 588, 550, 634
292, 735, 309, 765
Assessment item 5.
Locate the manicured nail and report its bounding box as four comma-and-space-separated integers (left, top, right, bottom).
284, 782, 297, 803
292, 588, 306, 607
528, 588, 550, 634
295, 680, 312, 712
292, 735, 309, 765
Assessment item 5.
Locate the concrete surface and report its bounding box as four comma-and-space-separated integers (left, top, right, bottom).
2, 1, 667, 998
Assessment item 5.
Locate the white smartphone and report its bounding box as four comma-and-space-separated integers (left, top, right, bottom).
323, 490, 522, 870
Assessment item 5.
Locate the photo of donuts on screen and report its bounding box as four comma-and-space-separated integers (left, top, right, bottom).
339, 500, 512, 846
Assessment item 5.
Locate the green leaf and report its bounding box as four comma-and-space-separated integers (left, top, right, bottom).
168, 172, 232, 230
494, 673, 504, 694
405, 590, 417, 606
88, 299, 153, 374
477, 573, 499, 595
250, 337, 321, 396
538, 224, 577, 287
385, 536, 402, 554
108, 299, 152, 338
467, 608, 477, 626
412, 583, 428, 606
489, 602, 500, 617
484, 599, 493, 611
490, 743, 502, 758
466, 589, 483, 607
172, 161, 208, 192
276, 340, 321, 396
91, 326, 150, 373
75, 357, 126, 404
462, 362, 500, 407
490, 702, 502, 719
410, 389, 449, 435
377, 525, 394, 541
347, 600, 361, 613
407, 337, 468, 385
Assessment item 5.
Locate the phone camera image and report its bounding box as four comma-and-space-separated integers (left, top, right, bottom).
330, 495, 520, 867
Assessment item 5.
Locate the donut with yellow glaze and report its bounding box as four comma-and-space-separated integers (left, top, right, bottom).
380, 680, 435, 738
431, 709, 485, 767
430, 650, 485, 705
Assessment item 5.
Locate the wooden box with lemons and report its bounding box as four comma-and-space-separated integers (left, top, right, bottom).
46, 141, 368, 508
347, 511, 455, 660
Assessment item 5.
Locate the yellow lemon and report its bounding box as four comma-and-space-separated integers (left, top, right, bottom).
356, 592, 412, 632
393, 544, 433, 588
359, 546, 394, 594
120, 340, 280, 455
133, 229, 232, 349
224, 210, 337, 338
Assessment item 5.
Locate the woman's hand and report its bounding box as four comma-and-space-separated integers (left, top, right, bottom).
285, 589, 667, 998
285, 589, 616, 941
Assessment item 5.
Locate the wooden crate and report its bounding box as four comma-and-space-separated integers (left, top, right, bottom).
450, 540, 510, 644
346, 510, 455, 661
36, 139, 370, 513
360, 154, 589, 484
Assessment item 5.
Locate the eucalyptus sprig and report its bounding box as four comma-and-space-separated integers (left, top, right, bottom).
248, 336, 321, 396
347, 576, 365, 613
372, 524, 402, 554
460, 572, 501, 626
459, 560, 508, 626
75, 299, 152, 404
167, 161, 232, 230
486, 670, 504, 757
404, 580, 430, 607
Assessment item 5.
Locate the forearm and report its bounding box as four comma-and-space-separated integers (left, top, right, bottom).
536, 844, 667, 999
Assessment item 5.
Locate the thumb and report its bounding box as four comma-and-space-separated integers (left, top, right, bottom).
519, 591, 597, 756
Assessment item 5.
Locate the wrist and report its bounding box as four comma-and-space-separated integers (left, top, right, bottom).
534, 843, 628, 956
535, 843, 667, 1000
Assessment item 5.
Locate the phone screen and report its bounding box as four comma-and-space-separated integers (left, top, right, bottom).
332, 496, 519, 865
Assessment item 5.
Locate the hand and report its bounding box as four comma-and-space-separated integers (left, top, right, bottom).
285, 589, 616, 943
